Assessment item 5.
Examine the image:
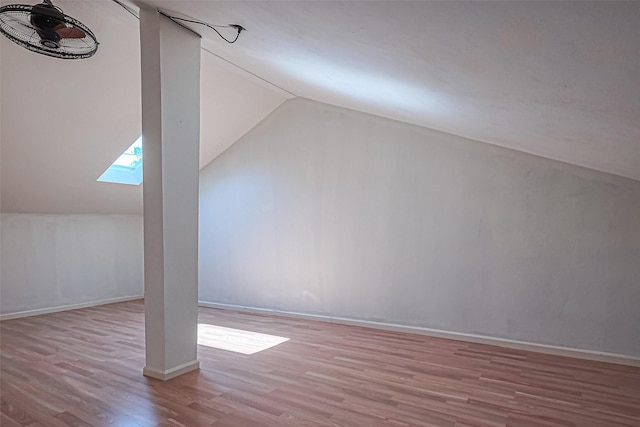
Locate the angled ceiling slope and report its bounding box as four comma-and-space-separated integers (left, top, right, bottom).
141, 0, 640, 181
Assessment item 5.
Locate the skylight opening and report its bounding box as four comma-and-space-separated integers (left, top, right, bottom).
197, 324, 289, 355
97, 136, 143, 185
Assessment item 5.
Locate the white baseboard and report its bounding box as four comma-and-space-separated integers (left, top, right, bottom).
0, 295, 144, 321
143, 360, 200, 381
198, 301, 640, 368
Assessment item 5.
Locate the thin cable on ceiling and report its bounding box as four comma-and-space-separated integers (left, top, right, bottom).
201, 47, 296, 98
111, 0, 138, 19
109, 0, 296, 98
158, 12, 245, 44
109, 0, 244, 44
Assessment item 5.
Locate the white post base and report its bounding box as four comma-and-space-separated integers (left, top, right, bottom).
143, 359, 200, 381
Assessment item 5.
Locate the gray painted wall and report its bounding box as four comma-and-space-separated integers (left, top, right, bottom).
199, 98, 640, 357
0, 214, 143, 315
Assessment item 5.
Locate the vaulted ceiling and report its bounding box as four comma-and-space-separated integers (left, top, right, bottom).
2, 0, 639, 214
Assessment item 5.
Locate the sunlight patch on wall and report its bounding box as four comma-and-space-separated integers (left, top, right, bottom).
197, 323, 289, 355
97, 136, 143, 185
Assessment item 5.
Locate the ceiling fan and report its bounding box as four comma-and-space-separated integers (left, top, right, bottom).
0, 0, 98, 59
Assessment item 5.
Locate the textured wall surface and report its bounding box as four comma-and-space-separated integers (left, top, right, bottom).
0, 214, 143, 315
199, 98, 640, 356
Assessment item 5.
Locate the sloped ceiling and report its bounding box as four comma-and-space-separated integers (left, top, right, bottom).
141, 0, 640, 181
199, 50, 289, 168
1, 1, 639, 214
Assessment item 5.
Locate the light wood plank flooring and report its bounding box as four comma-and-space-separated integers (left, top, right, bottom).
1, 300, 639, 426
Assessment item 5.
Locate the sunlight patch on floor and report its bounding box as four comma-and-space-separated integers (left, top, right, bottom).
197, 324, 289, 355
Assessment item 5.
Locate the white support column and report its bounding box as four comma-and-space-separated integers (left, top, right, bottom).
139, 8, 201, 381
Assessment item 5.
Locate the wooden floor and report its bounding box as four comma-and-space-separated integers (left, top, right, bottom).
1, 301, 639, 427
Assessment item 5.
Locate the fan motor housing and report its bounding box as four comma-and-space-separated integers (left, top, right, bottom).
31, 1, 65, 47
30, 2, 65, 28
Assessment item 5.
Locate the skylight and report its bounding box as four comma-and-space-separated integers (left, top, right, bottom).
98, 136, 143, 185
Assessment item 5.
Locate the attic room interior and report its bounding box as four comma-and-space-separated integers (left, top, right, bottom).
1, 0, 639, 425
